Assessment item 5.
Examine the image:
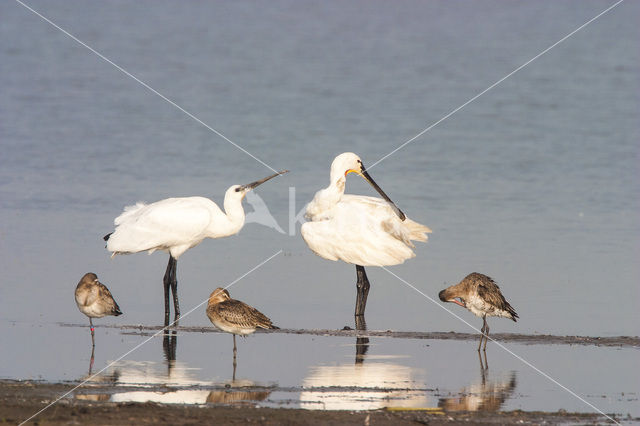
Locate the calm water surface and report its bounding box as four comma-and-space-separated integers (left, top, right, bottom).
1, 0, 638, 417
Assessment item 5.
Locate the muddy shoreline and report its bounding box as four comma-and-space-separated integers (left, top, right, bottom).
58, 322, 640, 348
2, 380, 626, 425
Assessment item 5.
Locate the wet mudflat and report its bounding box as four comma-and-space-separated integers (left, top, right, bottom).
105, 324, 640, 348
1, 381, 616, 426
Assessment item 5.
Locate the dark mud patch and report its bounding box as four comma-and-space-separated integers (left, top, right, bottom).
2, 380, 626, 425
59, 323, 640, 348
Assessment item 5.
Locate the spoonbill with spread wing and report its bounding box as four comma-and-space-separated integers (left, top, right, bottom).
301, 152, 430, 317
104, 170, 288, 325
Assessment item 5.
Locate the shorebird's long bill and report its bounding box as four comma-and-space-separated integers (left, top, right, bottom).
359, 168, 406, 221
241, 170, 289, 191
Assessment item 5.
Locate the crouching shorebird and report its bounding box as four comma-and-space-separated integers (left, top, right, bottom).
439, 273, 518, 351
301, 152, 431, 319
104, 170, 288, 326
206, 287, 278, 374
75, 272, 122, 347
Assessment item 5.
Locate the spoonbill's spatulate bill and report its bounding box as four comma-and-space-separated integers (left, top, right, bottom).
104, 170, 288, 325
301, 152, 431, 318
439, 272, 518, 351
75, 272, 122, 347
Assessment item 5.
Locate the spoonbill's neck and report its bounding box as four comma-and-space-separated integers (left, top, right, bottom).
216, 193, 246, 237
305, 174, 346, 221
309, 174, 346, 214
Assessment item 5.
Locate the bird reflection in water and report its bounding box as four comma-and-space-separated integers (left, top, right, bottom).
206, 379, 271, 405
354, 315, 369, 364
75, 369, 120, 401
163, 328, 177, 364
301, 361, 427, 410
302, 317, 428, 410
78, 359, 272, 406
105, 360, 211, 404
438, 352, 517, 412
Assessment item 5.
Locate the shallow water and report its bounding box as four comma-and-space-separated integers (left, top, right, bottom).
3, 322, 639, 417
1, 0, 639, 420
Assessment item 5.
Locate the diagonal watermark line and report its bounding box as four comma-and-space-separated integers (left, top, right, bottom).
19, 250, 283, 426
368, 0, 626, 171
380, 266, 619, 424
14, 0, 279, 174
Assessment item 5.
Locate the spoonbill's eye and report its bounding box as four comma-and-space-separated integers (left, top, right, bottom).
235, 187, 241, 192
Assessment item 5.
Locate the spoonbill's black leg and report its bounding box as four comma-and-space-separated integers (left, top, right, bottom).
355, 265, 370, 317
169, 257, 180, 323
163, 255, 177, 325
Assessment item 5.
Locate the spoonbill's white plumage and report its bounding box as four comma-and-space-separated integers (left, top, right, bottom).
301, 152, 431, 317
75, 272, 122, 347
105, 170, 288, 325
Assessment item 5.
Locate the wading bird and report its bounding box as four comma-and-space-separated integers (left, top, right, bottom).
206, 287, 278, 378
301, 152, 431, 318
104, 170, 288, 325
439, 273, 518, 351
75, 272, 122, 347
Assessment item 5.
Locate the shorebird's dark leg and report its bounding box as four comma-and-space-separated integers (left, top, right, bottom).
478, 317, 486, 352
89, 318, 95, 347
355, 265, 370, 317
89, 345, 95, 375
483, 319, 490, 351
89, 319, 96, 375
232, 335, 238, 381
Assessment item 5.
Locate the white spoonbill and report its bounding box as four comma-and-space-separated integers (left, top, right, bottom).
301, 152, 431, 317
104, 170, 288, 325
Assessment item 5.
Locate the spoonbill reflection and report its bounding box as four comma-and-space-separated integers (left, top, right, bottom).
439, 273, 518, 351
301, 362, 428, 410
75, 272, 122, 348
104, 170, 288, 325
108, 360, 212, 404
301, 153, 431, 317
